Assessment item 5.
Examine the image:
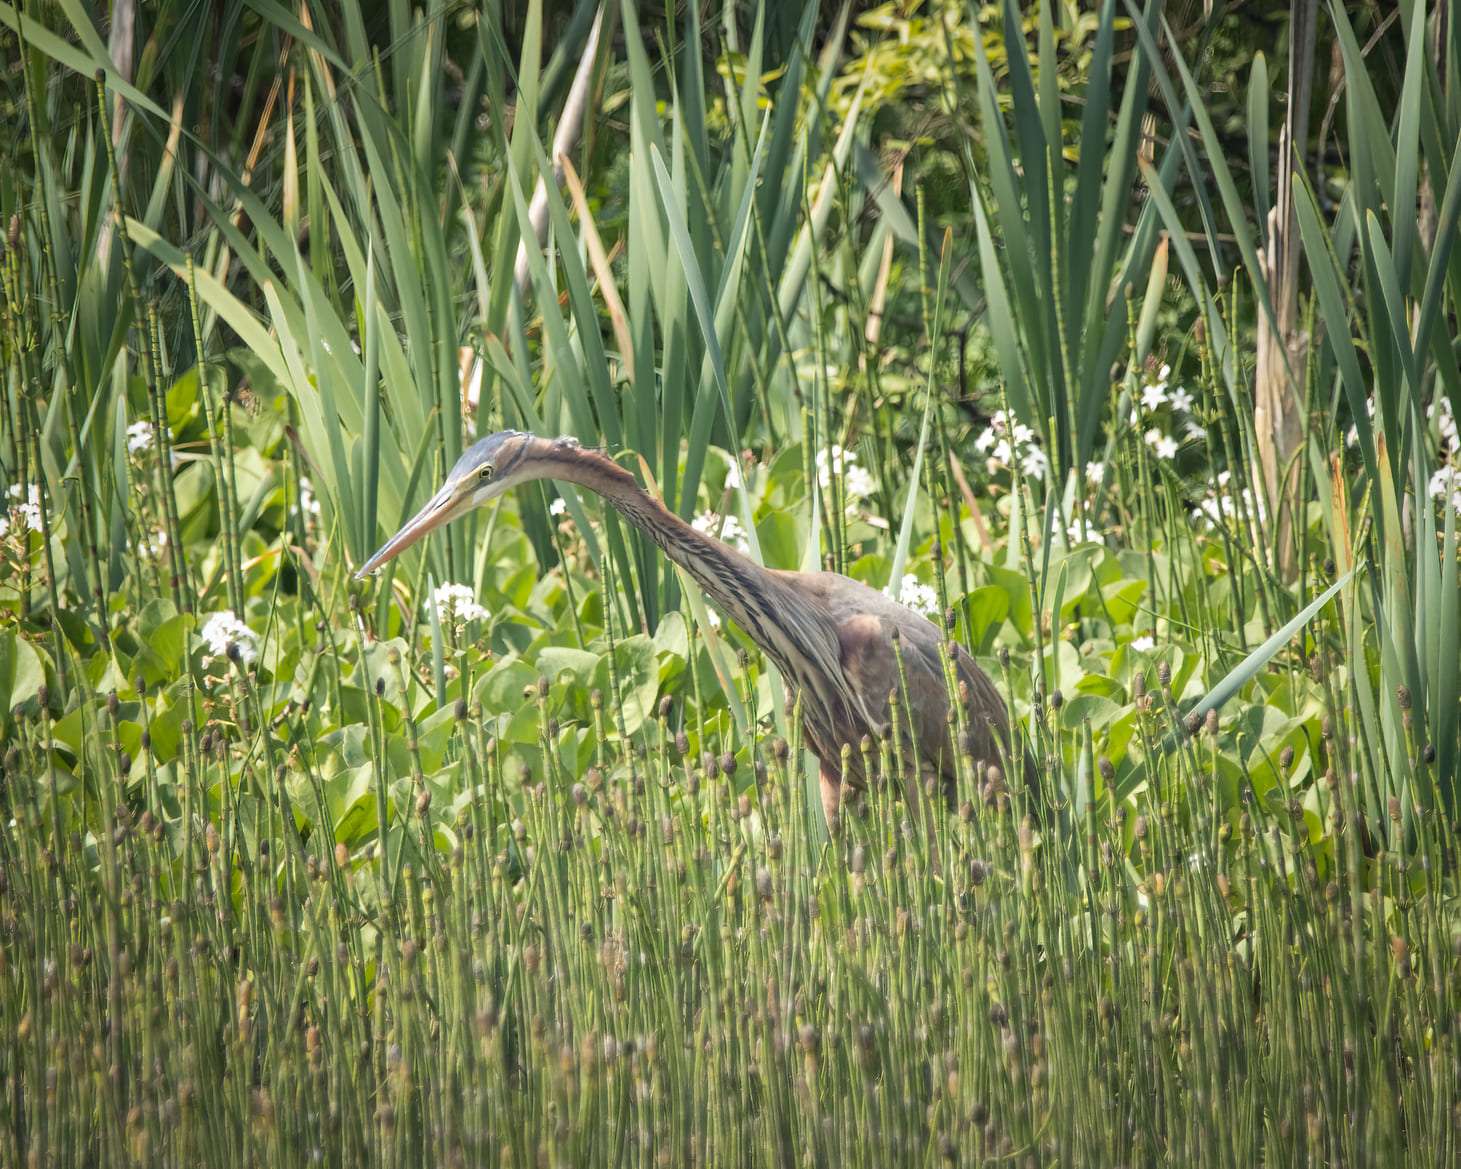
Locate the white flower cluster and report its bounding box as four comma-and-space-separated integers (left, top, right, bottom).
126, 420, 156, 454
691, 510, 750, 553
974, 410, 1047, 480
890, 573, 940, 618
549, 497, 568, 517
1138, 364, 1172, 413
1346, 396, 1461, 514
1427, 397, 1461, 515
200, 610, 258, 664
1191, 470, 1267, 528
1144, 428, 1179, 461
1429, 465, 1461, 515
1134, 363, 1202, 458
1433, 395, 1459, 455
1058, 505, 1104, 547
4, 483, 42, 535
430, 582, 490, 625
1130, 634, 1156, 652
815, 445, 876, 500
295, 476, 321, 518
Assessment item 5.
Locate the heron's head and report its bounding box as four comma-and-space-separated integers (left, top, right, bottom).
355, 430, 549, 577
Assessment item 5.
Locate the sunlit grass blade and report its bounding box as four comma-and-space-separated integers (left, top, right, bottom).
1186, 568, 1357, 727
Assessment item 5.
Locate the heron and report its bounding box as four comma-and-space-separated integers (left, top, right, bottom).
357, 431, 1022, 829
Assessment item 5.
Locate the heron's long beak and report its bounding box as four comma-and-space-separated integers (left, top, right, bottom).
354, 480, 469, 578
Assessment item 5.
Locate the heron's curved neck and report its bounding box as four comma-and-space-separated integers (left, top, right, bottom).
540, 451, 764, 620
537, 445, 862, 731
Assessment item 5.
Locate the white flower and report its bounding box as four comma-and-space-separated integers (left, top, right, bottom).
692, 510, 749, 553
1191, 480, 1268, 529
814, 444, 852, 487
1168, 386, 1194, 413
1137, 363, 1172, 413
6, 484, 42, 532
976, 410, 1049, 482
987, 438, 1014, 470
845, 464, 876, 499
1055, 499, 1102, 545
1085, 461, 1106, 486
719, 514, 748, 550
1144, 429, 1177, 460
549, 497, 567, 517
1192, 497, 1225, 525
1019, 446, 1048, 480
1184, 421, 1208, 441
1140, 382, 1168, 413
1065, 518, 1102, 545
430, 582, 490, 625
200, 611, 258, 664
141, 530, 168, 559
1130, 634, 1156, 652
1428, 466, 1461, 514
1431, 396, 1458, 454
295, 476, 321, 518
890, 574, 939, 618
815, 445, 876, 502
126, 420, 156, 454
0, 516, 8, 538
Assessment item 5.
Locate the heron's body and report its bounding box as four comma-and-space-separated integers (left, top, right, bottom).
358, 432, 1016, 827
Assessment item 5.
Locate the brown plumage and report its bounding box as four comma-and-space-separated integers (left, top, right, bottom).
357, 432, 1021, 829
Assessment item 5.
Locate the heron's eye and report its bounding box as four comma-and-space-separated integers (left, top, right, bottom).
479, 464, 494, 481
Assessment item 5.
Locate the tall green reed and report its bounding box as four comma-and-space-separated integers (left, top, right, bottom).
1132, 0, 1461, 836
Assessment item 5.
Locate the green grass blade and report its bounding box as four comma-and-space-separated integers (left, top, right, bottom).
1186, 568, 1357, 726
888, 232, 951, 598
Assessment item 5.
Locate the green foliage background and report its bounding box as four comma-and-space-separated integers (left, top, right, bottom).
0, 1, 1458, 1165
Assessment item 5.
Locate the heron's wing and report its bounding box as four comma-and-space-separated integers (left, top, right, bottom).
834, 609, 963, 779
819, 577, 1006, 772
834, 613, 899, 737
786, 568, 1013, 783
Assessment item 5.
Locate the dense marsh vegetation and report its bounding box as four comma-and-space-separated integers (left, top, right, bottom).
1, 0, 1458, 1164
